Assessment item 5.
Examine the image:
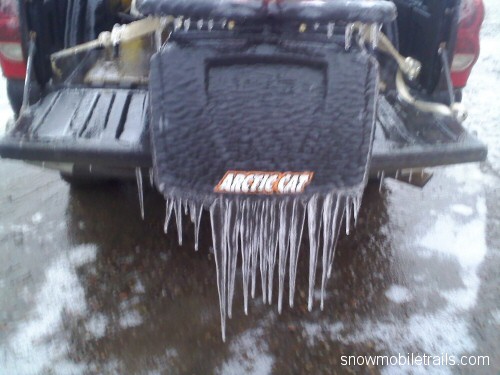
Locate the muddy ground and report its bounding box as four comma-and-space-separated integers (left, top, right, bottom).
0, 1, 499, 374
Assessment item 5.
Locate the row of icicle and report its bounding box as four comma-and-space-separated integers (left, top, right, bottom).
159, 190, 362, 341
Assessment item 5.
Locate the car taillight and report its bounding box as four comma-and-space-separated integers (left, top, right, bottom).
0, 1, 26, 79
451, 0, 485, 88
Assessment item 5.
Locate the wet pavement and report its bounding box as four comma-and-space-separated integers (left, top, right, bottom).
1, 2, 499, 374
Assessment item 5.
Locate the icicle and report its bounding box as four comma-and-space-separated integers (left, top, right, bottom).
353, 194, 362, 225
210, 198, 227, 342
174, 199, 183, 245
149, 168, 154, 187
197, 19, 203, 30
266, 200, 278, 305
409, 169, 413, 183
277, 199, 291, 314
189, 201, 203, 251
250, 201, 260, 299
183, 18, 191, 31
164, 199, 173, 233
395, 169, 400, 180
240, 200, 251, 315
226, 199, 239, 319
307, 195, 322, 311
288, 199, 306, 307
258, 200, 269, 303
345, 196, 352, 235
320, 194, 334, 310
135, 167, 144, 220
168, 186, 366, 339
221, 19, 227, 28
314, 22, 320, 31
379, 170, 385, 192
208, 19, 214, 31
345, 23, 354, 50
174, 17, 183, 31
320, 194, 341, 310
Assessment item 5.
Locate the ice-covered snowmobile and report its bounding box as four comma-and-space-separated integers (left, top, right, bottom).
0, 0, 487, 339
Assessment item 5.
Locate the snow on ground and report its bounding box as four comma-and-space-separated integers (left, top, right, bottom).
0, 75, 13, 135
2, 245, 97, 375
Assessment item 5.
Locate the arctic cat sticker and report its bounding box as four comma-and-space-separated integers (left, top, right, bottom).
214, 171, 314, 194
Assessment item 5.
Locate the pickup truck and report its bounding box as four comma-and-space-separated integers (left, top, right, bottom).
0, 0, 487, 340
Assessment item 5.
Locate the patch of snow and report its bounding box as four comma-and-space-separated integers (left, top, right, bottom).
385, 285, 412, 304
68, 245, 98, 267
85, 313, 108, 339
450, 204, 473, 217
344, 311, 475, 357
2, 245, 97, 375
420, 203, 487, 271
491, 310, 500, 325
339, 195, 487, 374
119, 309, 143, 329
218, 328, 273, 375
133, 278, 146, 294
31, 212, 43, 224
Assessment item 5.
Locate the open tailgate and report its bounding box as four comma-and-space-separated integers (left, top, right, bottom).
0, 89, 486, 173
0, 87, 151, 168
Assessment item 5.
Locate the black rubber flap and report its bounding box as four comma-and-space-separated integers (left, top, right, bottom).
150, 38, 378, 204
137, 0, 396, 24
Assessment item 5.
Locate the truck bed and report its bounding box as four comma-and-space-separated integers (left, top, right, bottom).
0, 88, 487, 173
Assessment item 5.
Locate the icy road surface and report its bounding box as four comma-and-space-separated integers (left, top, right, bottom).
1, 3, 499, 374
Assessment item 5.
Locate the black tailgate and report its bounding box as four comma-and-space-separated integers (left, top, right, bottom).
371, 96, 487, 173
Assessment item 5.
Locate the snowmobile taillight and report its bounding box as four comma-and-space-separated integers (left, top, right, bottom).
451, 0, 484, 88
0, 3, 26, 79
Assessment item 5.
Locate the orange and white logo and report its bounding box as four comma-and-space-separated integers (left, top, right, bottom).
214, 171, 314, 194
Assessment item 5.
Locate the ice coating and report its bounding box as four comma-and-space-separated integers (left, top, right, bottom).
163, 189, 362, 341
